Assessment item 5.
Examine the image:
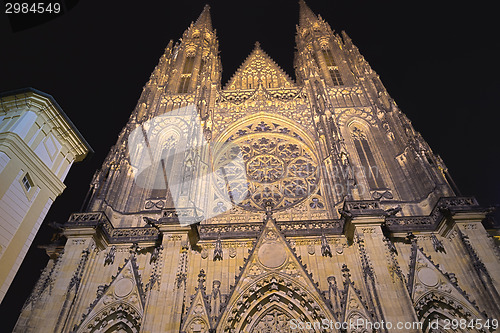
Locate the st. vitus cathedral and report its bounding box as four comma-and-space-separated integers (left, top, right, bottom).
14, 2, 500, 332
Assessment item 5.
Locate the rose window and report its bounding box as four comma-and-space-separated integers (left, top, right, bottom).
214, 130, 320, 212
246, 155, 285, 183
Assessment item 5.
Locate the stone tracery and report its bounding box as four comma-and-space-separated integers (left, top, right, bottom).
213, 118, 321, 211
76, 303, 142, 333
220, 273, 331, 332
250, 306, 298, 333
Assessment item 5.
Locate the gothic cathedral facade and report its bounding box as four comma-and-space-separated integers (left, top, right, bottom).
15, 2, 500, 332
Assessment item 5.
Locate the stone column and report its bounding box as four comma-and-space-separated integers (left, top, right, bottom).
141, 222, 191, 333
344, 202, 418, 332
452, 210, 500, 317
14, 226, 96, 333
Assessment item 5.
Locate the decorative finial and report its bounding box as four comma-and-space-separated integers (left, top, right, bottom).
198, 269, 206, 285
431, 234, 445, 252
341, 264, 351, 281
321, 233, 332, 257
264, 200, 274, 219
213, 233, 223, 261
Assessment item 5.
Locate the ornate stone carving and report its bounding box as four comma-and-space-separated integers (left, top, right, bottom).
150, 245, 162, 263
72, 257, 145, 333
385, 197, 481, 232
201, 248, 208, 259
431, 234, 445, 252
307, 244, 315, 255
213, 122, 320, 212
144, 199, 165, 210
213, 236, 223, 261
16, 3, 499, 332
407, 244, 489, 326
250, 308, 293, 332
104, 245, 116, 266
67, 212, 160, 243
320, 234, 332, 257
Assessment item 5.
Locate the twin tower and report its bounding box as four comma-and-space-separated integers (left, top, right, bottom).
15, 2, 500, 332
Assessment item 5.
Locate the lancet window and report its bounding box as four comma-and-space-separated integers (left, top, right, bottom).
150, 135, 178, 198
351, 126, 385, 189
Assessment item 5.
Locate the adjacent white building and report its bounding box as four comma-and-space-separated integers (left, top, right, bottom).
0, 88, 92, 302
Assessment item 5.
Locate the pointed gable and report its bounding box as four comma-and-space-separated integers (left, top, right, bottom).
407, 243, 488, 321
342, 281, 373, 322
225, 42, 295, 90
74, 257, 145, 333
216, 210, 336, 332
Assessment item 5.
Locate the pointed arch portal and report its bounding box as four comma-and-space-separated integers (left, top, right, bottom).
218, 273, 333, 333
416, 292, 482, 333
77, 303, 142, 333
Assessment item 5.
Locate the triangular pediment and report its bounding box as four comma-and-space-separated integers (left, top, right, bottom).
216, 211, 336, 332
225, 42, 295, 90
74, 257, 145, 333
408, 243, 487, 321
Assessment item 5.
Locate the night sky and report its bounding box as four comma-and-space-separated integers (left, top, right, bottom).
1, 0, 499, 330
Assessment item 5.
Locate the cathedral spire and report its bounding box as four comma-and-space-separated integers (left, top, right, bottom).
193, 4, 212, 31
298, 0, 318, 27
164, 3, 219, 95
295, 0, 347, 86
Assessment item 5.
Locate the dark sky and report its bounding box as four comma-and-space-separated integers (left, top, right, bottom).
1, 0, 499, 330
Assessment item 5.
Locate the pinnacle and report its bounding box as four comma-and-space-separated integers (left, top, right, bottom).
298, 0, 318, 27
194, 4, 213, 31
197, 269, 206, 287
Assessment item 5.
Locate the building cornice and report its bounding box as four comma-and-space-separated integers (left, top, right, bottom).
0, 88, 93, 161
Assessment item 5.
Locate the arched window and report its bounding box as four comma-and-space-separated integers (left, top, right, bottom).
351, 126, 385, 189
150, 135, 178, 198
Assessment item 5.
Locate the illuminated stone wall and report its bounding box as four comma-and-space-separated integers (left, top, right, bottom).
14, 3, 500, 332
